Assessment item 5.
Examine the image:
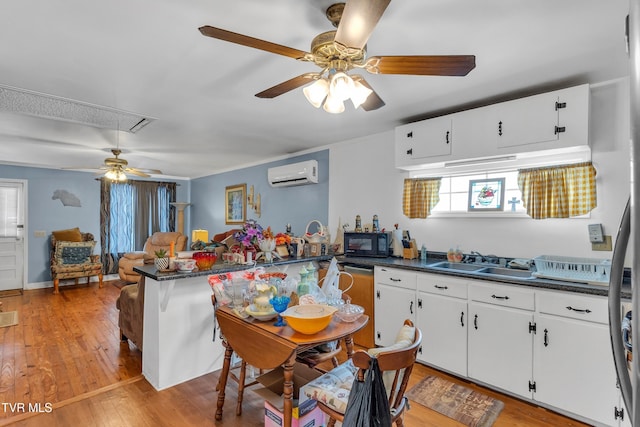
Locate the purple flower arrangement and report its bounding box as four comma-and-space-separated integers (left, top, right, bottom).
234, 219, 264, 248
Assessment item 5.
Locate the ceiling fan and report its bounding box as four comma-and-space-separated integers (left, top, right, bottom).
95, 148, 162, 181
64, 133, 162, 181
199, 0, 475, 113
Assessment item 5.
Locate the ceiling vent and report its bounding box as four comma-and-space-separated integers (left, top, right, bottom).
268, 160, 318, 187
0, 84, 155, 133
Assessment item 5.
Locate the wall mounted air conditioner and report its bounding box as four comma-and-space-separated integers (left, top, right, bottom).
268, 160, 318, 187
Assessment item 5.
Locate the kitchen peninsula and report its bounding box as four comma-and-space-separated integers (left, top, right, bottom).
134, 255, 332, 391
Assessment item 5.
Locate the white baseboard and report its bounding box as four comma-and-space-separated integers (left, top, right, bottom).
25, 274, 120, 291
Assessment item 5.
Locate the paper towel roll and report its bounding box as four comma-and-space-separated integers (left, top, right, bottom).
392, 230, 404, 257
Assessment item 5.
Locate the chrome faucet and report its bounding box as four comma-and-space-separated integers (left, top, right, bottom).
470, 251, 499, 264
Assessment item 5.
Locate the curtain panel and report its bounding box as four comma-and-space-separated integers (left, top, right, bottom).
100, 179, 177, 274
402, 178, 441, 219
517, 161, 597, 219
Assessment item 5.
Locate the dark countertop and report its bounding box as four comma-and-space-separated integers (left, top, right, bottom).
134, 255, 333, 281
133, 252, 631, 300
336, 255, 632, 300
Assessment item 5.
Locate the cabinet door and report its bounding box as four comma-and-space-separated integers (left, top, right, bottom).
495, 91, 559, 149
534, 313, 619, 426
374, 283, 416, 347
468, 301, 533, 399
347, 273, 375, 348
395, 116, 452, 166
417, 292, 467, 376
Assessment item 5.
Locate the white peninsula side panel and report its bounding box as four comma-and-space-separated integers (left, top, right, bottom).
142, 275, 224, 390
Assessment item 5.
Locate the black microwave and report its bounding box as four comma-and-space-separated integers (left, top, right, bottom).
344, 232, 391, 257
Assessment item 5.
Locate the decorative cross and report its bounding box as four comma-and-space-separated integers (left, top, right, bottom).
508, 196, 521, 212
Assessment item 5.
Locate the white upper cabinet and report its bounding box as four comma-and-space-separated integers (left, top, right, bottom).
395, 115, 453, 168
495, 91, 560, 149
395, 84, 590, 170
495, 84, 590, 152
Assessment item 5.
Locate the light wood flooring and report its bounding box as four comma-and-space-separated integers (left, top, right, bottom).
0, 280, 591, 426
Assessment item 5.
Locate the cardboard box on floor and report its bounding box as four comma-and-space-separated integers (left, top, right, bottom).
255, 362, 325, 427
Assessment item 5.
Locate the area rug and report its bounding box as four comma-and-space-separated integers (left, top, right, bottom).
0, 311, 19, 328
406, 375, 504, 427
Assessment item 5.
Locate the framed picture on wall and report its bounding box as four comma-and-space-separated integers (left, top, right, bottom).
225, 184, 246, 224
468, 178, 505, 211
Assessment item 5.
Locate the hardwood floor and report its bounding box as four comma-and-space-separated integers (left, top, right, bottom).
0, 280, 591, 426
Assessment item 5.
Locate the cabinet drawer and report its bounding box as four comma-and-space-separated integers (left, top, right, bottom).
417, 273, 468, 299
469, 282, 534, 311
374, 266, 416, 290
537, 290, 608, 324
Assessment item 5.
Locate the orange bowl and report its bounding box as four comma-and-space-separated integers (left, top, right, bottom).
281, 304, 338, 335
193, 251, 217, 270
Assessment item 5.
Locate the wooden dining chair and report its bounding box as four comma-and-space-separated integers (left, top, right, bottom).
310, 319, 422, 427
211, 294, 263, 416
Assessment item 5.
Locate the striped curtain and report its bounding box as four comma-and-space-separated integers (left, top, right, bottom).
517, 162, 597, 219
402, 178, 441, 219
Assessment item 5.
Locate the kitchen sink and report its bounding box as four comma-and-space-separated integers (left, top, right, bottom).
477, 266, 533, 279
429, 262, 484, 272
429, 262, 533, 279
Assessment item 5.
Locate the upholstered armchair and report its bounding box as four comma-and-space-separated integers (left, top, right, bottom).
50, 227, 103, 294
118, 231, 187, 282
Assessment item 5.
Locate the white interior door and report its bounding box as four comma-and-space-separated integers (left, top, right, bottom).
0, 180, 25, 291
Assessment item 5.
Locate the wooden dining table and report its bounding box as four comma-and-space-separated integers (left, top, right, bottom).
215, 306, 369, 427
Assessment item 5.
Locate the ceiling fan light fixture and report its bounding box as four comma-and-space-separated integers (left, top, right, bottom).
303, 78, 329, 108
323, 93, 345, 114
105, 168, 127, 182
350, 79, 373, 109
329, 71, 354, 101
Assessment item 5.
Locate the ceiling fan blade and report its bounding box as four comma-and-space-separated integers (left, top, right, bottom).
199, 26, 310, 60
365, 55, 476, 76
334, 0, 391, 50
255, 73, 318, 98
124, 168, 151, 178
353, 77, 385, 111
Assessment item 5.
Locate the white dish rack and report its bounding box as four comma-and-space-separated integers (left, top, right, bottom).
533, 255, 612, 285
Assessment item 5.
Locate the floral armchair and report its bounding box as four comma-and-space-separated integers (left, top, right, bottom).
50, 227, 103, 294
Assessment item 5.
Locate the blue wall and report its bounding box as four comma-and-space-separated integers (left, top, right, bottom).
0, 150, 326, 287
190, 150, 329, 239
0, 165, 190, 284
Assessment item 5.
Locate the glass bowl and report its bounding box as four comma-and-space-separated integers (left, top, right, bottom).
193, 251, 217, 270
335, 301, 364, 323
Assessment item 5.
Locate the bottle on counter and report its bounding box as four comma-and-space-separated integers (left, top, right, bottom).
297, 266, 309, 296
421, 244, 427, 263
372, 215, 379, 232
354, 215, 362, 232
306, 262, 317, 288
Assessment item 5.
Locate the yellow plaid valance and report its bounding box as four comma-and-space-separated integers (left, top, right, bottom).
517, 162, 597, 219
402, 178, 441, 219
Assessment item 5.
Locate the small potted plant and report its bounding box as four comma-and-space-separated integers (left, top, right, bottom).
154, 248, 169, 270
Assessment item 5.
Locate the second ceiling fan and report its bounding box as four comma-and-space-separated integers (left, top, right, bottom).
199, 0, 475, 113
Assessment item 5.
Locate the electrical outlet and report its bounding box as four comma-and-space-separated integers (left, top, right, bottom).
592, 235, 612, 251
33, 230, 46, 238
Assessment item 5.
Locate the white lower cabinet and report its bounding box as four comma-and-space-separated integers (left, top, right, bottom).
416, 273, 468, 376
373, 267, 623, 426
534, 290, 621, 426
467, 282, 535, 399
374, 266, 416, 347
